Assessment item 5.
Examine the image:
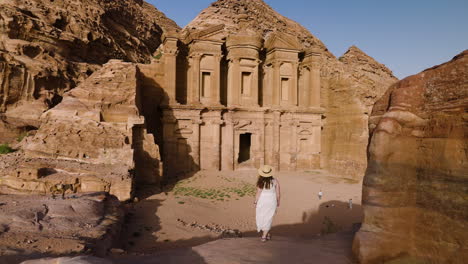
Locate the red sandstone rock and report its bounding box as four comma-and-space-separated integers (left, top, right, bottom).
353, 50, 468, 263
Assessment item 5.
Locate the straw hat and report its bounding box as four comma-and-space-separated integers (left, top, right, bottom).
258, 165, 274, 177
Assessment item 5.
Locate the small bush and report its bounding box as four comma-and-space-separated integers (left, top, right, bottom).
152, 51, 163, 60
0, 144, 14, 154
17, 131, 28, 142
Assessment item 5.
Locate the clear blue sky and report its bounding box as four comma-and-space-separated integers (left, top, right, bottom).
148, 0, 468, 79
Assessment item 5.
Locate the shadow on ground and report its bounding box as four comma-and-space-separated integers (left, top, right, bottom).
112, 200, 361, 264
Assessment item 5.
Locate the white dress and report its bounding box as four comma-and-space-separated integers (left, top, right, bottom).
256, 179, 277, 232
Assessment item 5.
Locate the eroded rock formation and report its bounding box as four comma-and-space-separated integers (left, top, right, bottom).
321, 46, 397, 179
0, 0, 179, 142
353, 50, 468, 263
0, 60, 162, 201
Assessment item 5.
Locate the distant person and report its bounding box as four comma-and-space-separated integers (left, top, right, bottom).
348, 199, 353, 209
318, 189, 323, 200
254, 165, 281, 242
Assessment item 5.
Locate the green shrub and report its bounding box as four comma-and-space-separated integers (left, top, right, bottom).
17, 131, 28, 142
0, 144, 14, 154
153, 51, 163, 60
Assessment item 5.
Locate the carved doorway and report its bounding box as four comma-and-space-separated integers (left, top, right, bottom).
238, 133, 252, 163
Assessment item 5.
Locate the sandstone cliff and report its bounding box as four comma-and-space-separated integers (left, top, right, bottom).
0, 0, 179, 142
353, 50, 468, 263
186, 0, 397, 179
321, 46, 397, 179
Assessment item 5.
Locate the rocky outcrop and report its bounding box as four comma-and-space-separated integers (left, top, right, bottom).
353, 50, 468, 263
0, 0, 180, 142
0, 60, 162, 200
185, 0, 397, 179
321, 46, 398, 179
184, 0, 328, 50
0, 192, 122, 263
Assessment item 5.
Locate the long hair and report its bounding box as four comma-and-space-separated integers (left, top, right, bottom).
257, 176, 274, 189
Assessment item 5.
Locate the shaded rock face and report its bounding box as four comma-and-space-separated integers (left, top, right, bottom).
0, 0, 180, 142
186, 0, 397, 179
0, 60, 162, 200
0, 193, 122, 263
353, 50, 468, 263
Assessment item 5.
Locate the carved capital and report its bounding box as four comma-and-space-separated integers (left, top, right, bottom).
272, 60, 282, 68
164, 49, 179, 56
227, 57, 240, 64
210, 119, 225, 125
189, 52, 202, 59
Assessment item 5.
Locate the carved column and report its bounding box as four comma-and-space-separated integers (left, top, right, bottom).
290, 120, 299, 171
273, 111, 281, 170
227, 58, 240, 106
298, 67, 309, 107
302, 49, 321, 108
272, 61, 281, 107
211, 119, 224, 170
212, 54, 222, 105
252, 59, 261, 107
222, 112, 235, 170
162, 111, 177, 179
291, 62, 299, 106
310, 61, 321, 108
262, 65, 272, 107
163, 49, 178, 105
191, 118, 202, 171
188, 54, 201, 105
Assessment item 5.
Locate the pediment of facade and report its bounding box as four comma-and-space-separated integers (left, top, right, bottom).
186, 24, 226, 42
265, 32, 302, 51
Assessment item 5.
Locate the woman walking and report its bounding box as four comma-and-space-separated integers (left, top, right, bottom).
254, 165, 281, 242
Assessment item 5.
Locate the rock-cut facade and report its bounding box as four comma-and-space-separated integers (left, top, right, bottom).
147, 18, 324, 178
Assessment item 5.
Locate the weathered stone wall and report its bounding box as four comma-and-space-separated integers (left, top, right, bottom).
353, 50, 468, 264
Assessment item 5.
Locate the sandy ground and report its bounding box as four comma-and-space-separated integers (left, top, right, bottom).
119, 170, 363, 253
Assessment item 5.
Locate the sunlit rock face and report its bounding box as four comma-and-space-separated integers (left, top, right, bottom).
320, 46, 398, 179
0, 61, 162, 201
353, 50, 468, 264
0, 0, 180, 142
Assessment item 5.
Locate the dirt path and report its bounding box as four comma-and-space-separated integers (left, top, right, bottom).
11, 170, 362, 263
119, 170, 363, 253
112, 233, 356, 264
